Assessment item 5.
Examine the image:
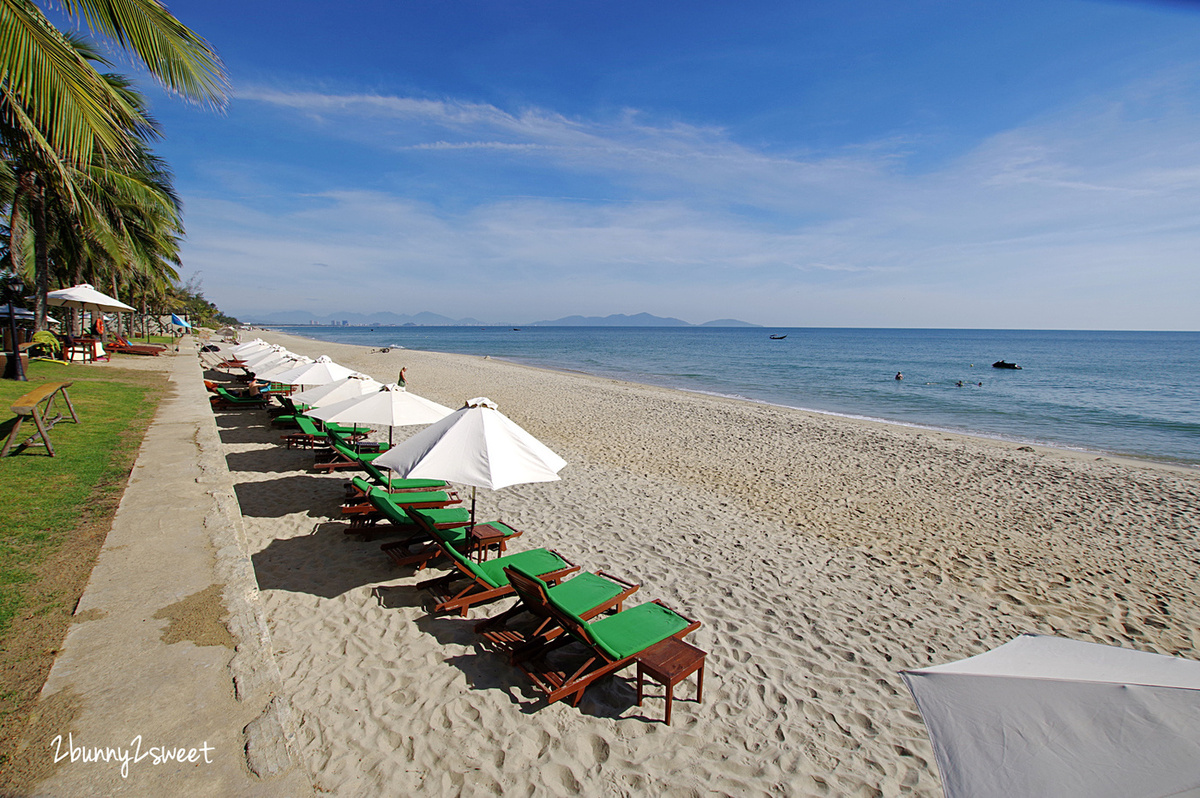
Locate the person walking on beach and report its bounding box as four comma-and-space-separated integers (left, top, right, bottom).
397, 367, 407, 387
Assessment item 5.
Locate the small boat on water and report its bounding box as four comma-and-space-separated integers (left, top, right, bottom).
770, 334, 787, 340
992, 360, 1022, 369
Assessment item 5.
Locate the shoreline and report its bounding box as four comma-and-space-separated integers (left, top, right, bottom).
217, 329, 1200, 795
267, 326, 1198, 477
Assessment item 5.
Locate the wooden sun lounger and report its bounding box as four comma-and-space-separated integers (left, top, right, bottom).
312, 440, 384, 472
108, 338, 163, 356
380, 505, 522, 570
210, 386, 267, 409
508, 566, 700, 707
475, 568, 639, 662
416, 529, 579, 617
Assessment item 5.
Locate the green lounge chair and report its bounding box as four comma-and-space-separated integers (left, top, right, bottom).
510, 566, 700, 707
379, 504, 522, 570
281, 415, 330, 449
415, 523, 578, 617
475, 566, 640, 662
342, 475, 451, 510
344, 462, 448, 498
342, 484, 460, 531
210, 386, 266, 409
314, 440, 386, 472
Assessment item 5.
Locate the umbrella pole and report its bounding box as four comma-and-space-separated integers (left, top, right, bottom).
470, 486, 477, 530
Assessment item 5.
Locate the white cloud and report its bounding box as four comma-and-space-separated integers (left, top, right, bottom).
188, 78, 1200, 329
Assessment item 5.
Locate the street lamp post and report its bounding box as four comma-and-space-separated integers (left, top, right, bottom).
3, 274, 27, 381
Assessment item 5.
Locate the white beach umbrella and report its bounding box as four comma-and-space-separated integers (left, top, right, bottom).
307, 383, 453, 444
46, 283, 136, 314
291, 373, 383, 408
244, 350, 299, 374
256, 355, 313, 382
272, 355, 358, 388
46, 283, 135, 335
901, 634, 1200, 798
243, 346, 291, 369
232, 339, 269, 357
373, 397, 567, 524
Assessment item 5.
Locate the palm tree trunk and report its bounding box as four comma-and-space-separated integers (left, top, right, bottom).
30, 177, 50, 333
8, 170, 28, 287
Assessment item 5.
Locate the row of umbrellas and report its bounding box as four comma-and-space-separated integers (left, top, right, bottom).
226, 339, 567, 526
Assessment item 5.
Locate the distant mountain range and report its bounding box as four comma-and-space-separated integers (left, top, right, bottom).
244, 310, 760, 328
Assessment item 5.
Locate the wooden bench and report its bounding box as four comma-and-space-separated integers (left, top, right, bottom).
1, 381, 79, 457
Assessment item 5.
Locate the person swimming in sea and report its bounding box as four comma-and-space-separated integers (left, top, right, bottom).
895, 372, 903, 381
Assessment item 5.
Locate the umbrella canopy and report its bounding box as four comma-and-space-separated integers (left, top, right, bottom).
272, 355, 358, 388
373, 397, 566, 491
901, 634, 1200, 798
291, 373, 385, 408
0, 304, 36, 320
256, 355, 313, 381
46, 283, 135, 313
308, 383, 453, 432
243, 347, 294, 370
232, 339, 269, 357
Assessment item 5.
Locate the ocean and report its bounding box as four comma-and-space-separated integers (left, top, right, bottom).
265, 326, 1200, 468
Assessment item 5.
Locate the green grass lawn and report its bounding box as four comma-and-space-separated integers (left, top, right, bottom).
0, 359, 167, 643
0, 358, 170, 784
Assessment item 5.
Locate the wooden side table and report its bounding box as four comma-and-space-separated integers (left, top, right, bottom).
636, 637, 706, 725
469, 523, 513, 562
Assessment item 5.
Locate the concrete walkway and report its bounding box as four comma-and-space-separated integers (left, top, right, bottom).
29, 343, 313, 796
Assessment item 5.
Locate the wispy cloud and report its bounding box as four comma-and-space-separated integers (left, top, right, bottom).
189, 77, 1200, 329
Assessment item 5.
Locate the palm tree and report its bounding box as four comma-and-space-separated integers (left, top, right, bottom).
0, 0, 226, 328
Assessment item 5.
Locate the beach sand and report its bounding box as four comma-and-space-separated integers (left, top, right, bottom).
212, 330, 1200, 796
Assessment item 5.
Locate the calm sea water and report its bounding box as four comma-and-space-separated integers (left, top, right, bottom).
268, 326, 1200, 467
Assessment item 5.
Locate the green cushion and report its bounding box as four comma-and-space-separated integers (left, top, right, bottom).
474, 548, 569, 589
584, 603, 691, 661
350, 476, 373, 494
215, 387, 259, 403
362, 462, 441, 491
295, 416, 324, 436
323, 421, 360, 434
387, 490, 451, 505
401, 505, 471, 531
366, 489, 444, 526
391, 477, 447, 491
546, 572, 628, 617
331, 442, 358, 462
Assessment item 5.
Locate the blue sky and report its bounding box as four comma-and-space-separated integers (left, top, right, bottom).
127, 1, 1200, 328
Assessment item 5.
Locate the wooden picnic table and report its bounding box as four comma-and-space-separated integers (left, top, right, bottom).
1, 381, 79, 457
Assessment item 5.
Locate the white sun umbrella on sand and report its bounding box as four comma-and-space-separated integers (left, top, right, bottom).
901, 634, 1200, 798
242, 346, 292, 370
243, 350, 299, 373
221, 341, 276, 367
255, 355, 313, 382
307, 383, 453, 445
372, 397, 567, 527
271, 355, 357, 389
291, 373, 383, 408
232, 339, 270, 357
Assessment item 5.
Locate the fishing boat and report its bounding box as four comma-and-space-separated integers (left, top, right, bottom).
992, 360, 1022, 369
770, 334, 787, 340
